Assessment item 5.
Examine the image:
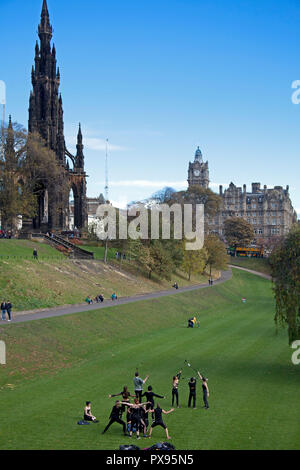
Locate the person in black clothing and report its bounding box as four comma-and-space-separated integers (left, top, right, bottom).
188, 376, 197, 409
198, 372, 210, 409
33, 248, 38, 260
172, 370, 181, 408
102, 401, 128, 436
141, 385, 165, 418
84, 401, 98, 422
1, 301, 7, 321
109, 386, 136, 414
6, 301, 12, 322
121, 399, 150, 439
148, 403, 174, 440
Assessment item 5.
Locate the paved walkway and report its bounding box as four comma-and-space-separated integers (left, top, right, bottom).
228, 264, 271, 281
3, 270, 233, 324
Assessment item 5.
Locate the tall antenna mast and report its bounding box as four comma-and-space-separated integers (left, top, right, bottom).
104, 138, 109, 202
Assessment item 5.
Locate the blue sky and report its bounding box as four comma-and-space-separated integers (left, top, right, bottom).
1, 0, 300, 215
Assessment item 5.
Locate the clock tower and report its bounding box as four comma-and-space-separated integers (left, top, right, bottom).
187, 147, 209, 189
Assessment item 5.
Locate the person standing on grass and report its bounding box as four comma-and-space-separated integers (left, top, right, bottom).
6, 301, 12, 322
134, 372, 149, 403
121, 399, 150, 439
147, 403, 174, 440
172, 370, 182, 408
141, 385, 165, 418
33, 248, 38, 260
108, 386, 136, 414
1, 300, 7, 321
102, 401, 128, 436
188, 376, 197, 409
198, 372, 210, 409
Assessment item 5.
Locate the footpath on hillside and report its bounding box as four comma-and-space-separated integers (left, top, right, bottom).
5, 270, 234, 324
228, 264, 271, 281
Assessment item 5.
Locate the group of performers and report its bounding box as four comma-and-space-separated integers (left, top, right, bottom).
83, 369, 210, 440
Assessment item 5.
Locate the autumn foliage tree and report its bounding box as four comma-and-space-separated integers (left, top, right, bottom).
224, 217, 254, 251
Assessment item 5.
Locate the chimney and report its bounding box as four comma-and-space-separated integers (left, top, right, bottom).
219, 185, 223, 196
252, 183, 261, 193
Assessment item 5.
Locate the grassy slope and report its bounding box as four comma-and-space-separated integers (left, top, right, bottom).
228, 256, 271, 275
0, 269, 299, 450
0, 240, 209, 311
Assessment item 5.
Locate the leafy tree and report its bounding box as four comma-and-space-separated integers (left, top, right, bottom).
204, 234, 228, 279
224, 217, 254, 251
0, 121, 63, 231
270, 227, 300, 344
168, 185, 222, 220
182, 246, 207, 281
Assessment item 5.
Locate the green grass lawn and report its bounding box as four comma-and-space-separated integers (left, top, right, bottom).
0, 269, 299, 450
0, 239, 64, 259
228, 256, 271, 275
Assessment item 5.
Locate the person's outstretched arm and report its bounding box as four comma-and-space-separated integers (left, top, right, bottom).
162, 408, 174, 414
109, 392, 121, 398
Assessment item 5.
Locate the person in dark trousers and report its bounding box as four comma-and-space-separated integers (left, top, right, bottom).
172, 282, 178, 290
84, 401, 98, 422
172, 370, 182, 408
1, 301, 7, 321
102, 401, 128, 436
6, 301, 12, 322
33, 248, 38, 260
198, 372, 210, 409
133, 372, 149, 403
121, 399, 150, 439
188, 376, 197, 409
141, 385, 165, 418
109, 386, 136, 414
148, 403, 174, 440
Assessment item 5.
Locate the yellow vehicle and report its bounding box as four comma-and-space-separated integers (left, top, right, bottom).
235, 246, 264, 258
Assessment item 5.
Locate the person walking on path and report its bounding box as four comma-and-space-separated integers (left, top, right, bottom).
134, 372, 149, 403
1, 301, 7, 321
6, 301, 12, 322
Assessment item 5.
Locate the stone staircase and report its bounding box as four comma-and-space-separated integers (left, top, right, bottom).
43, 233, 94, 259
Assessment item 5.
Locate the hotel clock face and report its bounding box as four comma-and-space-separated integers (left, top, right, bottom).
193, 169, 200, 177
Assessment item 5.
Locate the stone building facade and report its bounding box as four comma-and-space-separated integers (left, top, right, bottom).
188, 149, 297, 241
24, 0, 88, 231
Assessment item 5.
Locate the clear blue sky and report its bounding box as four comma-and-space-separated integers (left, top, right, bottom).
1, 0, 300, 215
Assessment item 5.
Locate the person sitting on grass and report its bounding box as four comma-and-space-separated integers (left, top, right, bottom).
111, 292, 118, 301
147, 403, 174, 440
85, 296, 93, 305
84, 401, 98, 422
